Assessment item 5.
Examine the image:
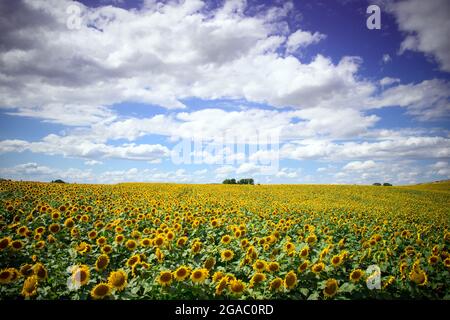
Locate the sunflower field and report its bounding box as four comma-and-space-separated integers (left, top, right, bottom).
0, 180, 449, 300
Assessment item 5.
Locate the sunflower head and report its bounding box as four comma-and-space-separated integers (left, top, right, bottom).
221, 249, 234, 262
191, 268, 209, 284
349, 269, 364, 283
72, 265, 90, 286
267, 261, 280, 273
253, 260, 267, 272
312, 262, 325, 273
95, 254, 110, 271
33, 263, 48, 281
284, 271, 297, 290
249, 272, 266, 287
323, 278, 339, 298
108, 270, 127, 291
203, 257, 216, 270
90, 282, 111, 299
229, 279, 246, 295
157, 271, 173, 286
269, 277, 283, 291
21, 276, 38, 297
173, 266, 190, 281
0, 269, 13, 284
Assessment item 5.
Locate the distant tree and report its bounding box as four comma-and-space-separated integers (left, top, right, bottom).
222, 179, 236, 184
383, 182, 392, 186
372, 183, 381, 186
238, 178, 254, 185
51, 179, 66, 184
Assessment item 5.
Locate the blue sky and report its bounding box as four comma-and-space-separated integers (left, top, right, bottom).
0, 0, 449, 184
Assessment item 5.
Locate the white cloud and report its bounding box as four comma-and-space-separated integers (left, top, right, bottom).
281, 136, 450, 161
379, 77, 400, 86
430, 161, 450, 177
286, 29, 326, 53
84, 160, 102, 165
343, 160, 377, 171
382, 54, 391, 64
0, 0, 379, 119
389, 0, 450, 72
0, 135, 170, 162
369, 79, 450, 120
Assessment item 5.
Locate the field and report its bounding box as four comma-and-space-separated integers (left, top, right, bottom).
0, 180, 449, 300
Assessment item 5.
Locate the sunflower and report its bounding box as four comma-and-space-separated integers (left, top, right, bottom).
249, 272, 266, 287
75, 242, 89, 254
269, 277, 283, 291
17, 226, 29, 236
33, 263, 48, 281
298, 260, 309, 273
212, 271, 225, 283
349, 269, 364, 283
221, 235, 232, 244
115, 234, 124, 244
267, 261, 280, 273
125, 239, 137, 251
153, 235, 165, 247
140, 238, 152, 247
95, 254, 110, 271
299, 246, 309, 258
383, 276, 395, 289
108, 270, 127, 291
34, 240, 45, 250
35, 227, 45, 235
0, 237, 11, 250
330, 255, 343, 267
96, 236, 107, 246
284, 271, 297, 290
0, 269, 13, 284
72, 265, 90, 286
11, 240, 24, 251
191, 268, 209, 284
215, 278, 228, 295
221, 249, 234, 262
229, 279, 246, 295
409, 269, 428, 286
444, 257, 450, 268
20, 264, 34, 277
306, 234, 317, 245
101, 245, 113, 255
173, 266, 190, 281
323, 278, 339, 298
46, 223, 60, 234
428, 255, 439, 265
21, 276, 38, 297
176, 236, 187, 247
311, 262, 325, 274
88, 230, 97, 240
126, 254, 141, 267
204, 257, 216, 270
64, 218, 75, 228
253, 260, 267, 272
157, 271, 173, 286
91, 282, 111, 299
285, 242, 296, 253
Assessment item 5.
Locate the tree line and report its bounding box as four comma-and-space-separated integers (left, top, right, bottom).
222, 178, 254, 185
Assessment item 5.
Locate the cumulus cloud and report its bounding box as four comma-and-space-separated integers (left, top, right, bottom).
286, 30, 326, 53
0, 0, 378, 117
388, 0, 450, 72
343, 160, 377, 171
0, 135, 170, 162
369, 79, 450, 120
0, 162, 201, 184
281, 136, 450, 161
